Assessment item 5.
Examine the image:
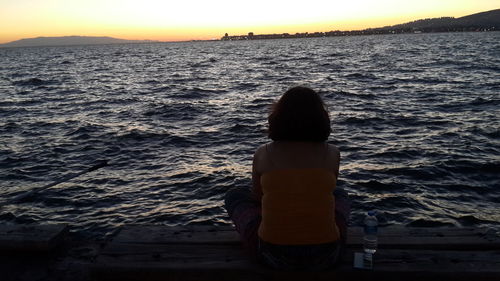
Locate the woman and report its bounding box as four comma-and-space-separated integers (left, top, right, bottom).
225, 86, 350, 270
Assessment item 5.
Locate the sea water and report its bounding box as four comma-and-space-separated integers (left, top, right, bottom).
0, 32, 499, 237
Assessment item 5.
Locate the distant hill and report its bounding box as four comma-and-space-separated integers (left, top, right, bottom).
373, 9, 500, 32
0, 36, 157, 48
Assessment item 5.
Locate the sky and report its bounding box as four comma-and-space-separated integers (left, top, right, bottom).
0, 0, 498, 43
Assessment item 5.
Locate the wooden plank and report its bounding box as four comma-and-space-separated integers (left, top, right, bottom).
92, 226, 500, 281
347, 227, 500, 250
97, 241, 500, 271
0, 224, 69, 252
359, 249, 500, 272
111, 225, 239, 245
92, 243, 259, 281
110, 225, 500, 250
97, 244, 500, 271
347, 226, 494, 237
98, 245, 250, 267
92, 243, 500, 281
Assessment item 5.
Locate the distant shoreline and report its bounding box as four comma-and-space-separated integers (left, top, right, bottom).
0, 30, 498, 49
220, 29, 498, 41
222, 8, 500, 41
1, 8, 498, 48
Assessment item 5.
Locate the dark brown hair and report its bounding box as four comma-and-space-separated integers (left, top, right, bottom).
268, 86, 331, 141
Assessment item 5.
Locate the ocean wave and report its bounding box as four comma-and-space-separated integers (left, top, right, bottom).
437, 97, 499, 110
439, 159, 499, 175
407, 219, 455, 227
143, 102, 206, 120
355, 180, 400, 191
339, 116, 385, 125
457, 215, 497, 226
116, 129, 171, 142
344, 72, 377, 80
335, 90, 377, 99
12, 77, 54, 87
66, 124, 110, 138
168, 87, 226, 99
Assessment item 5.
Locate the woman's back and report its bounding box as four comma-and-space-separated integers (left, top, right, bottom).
254, 141, 341, 245
259, 168, 339, 244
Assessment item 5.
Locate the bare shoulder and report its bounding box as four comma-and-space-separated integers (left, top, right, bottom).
253, 143, 270, 173
327, 143, 340, 158
254, 143, 268, 159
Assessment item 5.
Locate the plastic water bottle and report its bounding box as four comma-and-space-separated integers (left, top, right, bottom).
363, 211, 378, 254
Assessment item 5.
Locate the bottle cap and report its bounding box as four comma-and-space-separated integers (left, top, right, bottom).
367, 210, 376, 216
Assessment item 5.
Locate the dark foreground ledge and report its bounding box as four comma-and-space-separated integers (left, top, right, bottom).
1, 224, 499, 281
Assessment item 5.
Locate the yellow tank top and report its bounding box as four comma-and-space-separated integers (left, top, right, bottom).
258, 168, 340, 245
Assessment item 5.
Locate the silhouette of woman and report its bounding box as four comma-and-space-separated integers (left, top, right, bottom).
225, 86, 350, 270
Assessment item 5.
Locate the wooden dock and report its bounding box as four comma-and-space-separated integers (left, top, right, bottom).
0, 224, 69, 252
91, 225, 500, 281
0, 224, 499, 281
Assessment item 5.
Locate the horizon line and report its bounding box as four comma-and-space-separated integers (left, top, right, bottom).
1, 7, 498, 45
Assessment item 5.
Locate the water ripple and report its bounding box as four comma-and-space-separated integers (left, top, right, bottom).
0, 32, 499, 237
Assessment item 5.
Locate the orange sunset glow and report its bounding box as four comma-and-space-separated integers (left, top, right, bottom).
0, 0, 498, 44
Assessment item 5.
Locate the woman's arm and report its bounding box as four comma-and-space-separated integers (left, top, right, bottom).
329, 144, 341, 179
251, 145, 265, 200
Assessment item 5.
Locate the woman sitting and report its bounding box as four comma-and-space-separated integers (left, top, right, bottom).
225, 86, 350, 270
